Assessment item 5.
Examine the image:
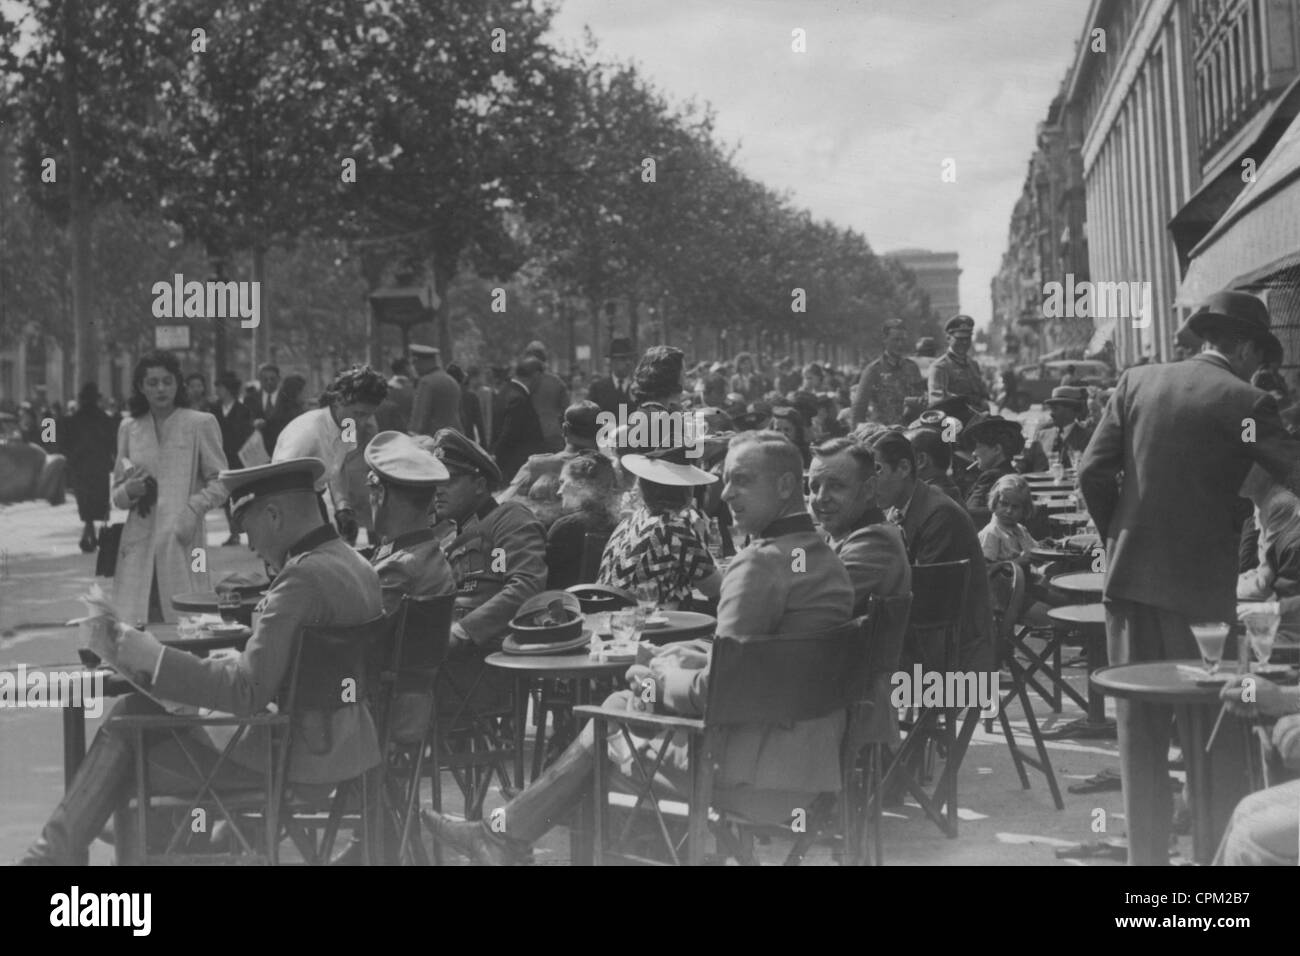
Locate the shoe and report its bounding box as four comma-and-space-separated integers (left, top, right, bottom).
420, 809, 518, 865
79, 526, 97, 554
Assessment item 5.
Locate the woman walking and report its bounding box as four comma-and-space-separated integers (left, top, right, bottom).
110, 351, 229, 624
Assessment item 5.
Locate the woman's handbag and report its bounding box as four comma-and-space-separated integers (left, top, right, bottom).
94, 523, 123, 577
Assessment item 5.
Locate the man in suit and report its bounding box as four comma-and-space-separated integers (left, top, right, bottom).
586, 337, 637, 415
1020, 386, 1092, 474
491, 356, 547, 482
871, 430, 993, 672
408, 344, 463, 437
908, 426, 962, 502
20, 458, 383, 865
213, 371, 254, 544
1079, 290, 1300, 865
422, 430, 853, 863
245, 363, 281, 456
523, 341, 569, 453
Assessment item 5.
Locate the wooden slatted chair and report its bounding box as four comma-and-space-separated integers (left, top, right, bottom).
112, 614, 390, 865
574, 616, 871, 865
881, 560, 970, 838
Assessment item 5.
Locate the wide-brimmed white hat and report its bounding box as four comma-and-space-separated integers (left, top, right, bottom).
621, 448, 718, 486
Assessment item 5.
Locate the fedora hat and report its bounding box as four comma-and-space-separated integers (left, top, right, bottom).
621, 447, 718, 486
1184, 290, 1282, 364
608, 337, 636, 358
1044, 386, 1087, 408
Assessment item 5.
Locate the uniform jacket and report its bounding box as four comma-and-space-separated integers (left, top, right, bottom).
921, 471, 962, 503
373, 528, 456, 611
1079, 351, 1300, 621
409, 369, 463, 437
445, 498, 547, 649
152, 526, 383, 785
492, 381, 546, 482
111, 409, 229, 625
853, 353, 926, 425
896, 479, 994, 670
660, 512, 855, 795
927, 351, 989, 409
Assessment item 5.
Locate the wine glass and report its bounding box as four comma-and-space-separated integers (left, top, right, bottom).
1190, 622, 1229, 675
1243, 610, 1280, 671
634, 581, 658, 619
611, 609, 639, 648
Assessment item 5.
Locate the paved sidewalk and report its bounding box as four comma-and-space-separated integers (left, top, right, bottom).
0, 499, 1156, 865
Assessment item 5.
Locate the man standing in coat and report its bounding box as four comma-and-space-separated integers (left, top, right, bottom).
523, 341, 569, 452
1079, 290, 1300, 864
408, 344, 463, 438
587, 338, 637, 415
854, 319, 927, 426
928, 315, 990, 412
20, 458, 383, 864
491, 357, 547, 482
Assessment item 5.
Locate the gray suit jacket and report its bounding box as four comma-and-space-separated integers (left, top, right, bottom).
1080, 352, 1300, 621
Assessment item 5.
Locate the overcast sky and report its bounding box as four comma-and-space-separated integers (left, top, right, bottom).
548, 0, 1088, 327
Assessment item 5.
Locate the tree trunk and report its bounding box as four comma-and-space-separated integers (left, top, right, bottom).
589, 295, 602, 368
628, 293, 639, 351
252, 246, 268, 375
63, 0, 98, 394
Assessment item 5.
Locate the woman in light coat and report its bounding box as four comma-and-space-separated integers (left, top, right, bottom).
111, 350, 229, 624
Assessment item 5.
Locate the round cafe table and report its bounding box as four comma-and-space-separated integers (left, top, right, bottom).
1048, 511, 1093, 530
171, 590, 263, 626
1042, 604, 1113, 736
1091, 660, 1251, 864
1050, 571, 1105, 600
589, 609, 716, 645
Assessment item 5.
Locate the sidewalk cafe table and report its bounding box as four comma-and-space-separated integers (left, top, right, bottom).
1050, 571, 1105, 601
171, 590, 263, 626
1040, 604, 1115, 740
1091, 661, 1254, 864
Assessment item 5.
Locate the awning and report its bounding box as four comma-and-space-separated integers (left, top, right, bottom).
1177, 107, 1300, 305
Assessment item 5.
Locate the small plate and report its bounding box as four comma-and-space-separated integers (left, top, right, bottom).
642, 615, 670, 628
1250, 663, 1293, 677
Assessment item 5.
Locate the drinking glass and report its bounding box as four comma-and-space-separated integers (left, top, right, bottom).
611, 609, 639, 647
1190, 622, 1229, 675
1243, 610, 1280, 670
634, 581, 658, 617
217, 587, 242, 625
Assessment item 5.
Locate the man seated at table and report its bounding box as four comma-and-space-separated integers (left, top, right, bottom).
421, 431, 854, 864
869, 430, 993, 672
424, 429, 547, 717
907, 424, 962, 502
365, 431, 455, 736
19, 458, 384, 865
809, 435, 910, 743
1214, 673, 1300, 865
1019, 387, 1092, 475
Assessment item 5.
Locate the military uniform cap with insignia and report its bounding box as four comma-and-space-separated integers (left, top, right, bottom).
364, 430, 449, 487
222, 458, 325, 531
944, 314, 976, 336
425, 428, 503, 489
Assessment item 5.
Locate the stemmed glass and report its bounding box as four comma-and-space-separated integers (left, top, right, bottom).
1243, 610, 1280, 672
1190, 622, 1229, 675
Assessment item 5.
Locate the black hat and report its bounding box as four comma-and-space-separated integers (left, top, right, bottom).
1044, 386, 1088, 409
563, 401, 602, 441
908, 394, 977, 427
608, 337, 636, 358
944, 314, 976, 336
960, 414, 1025, 456
1182, 290, 1282, 365
422, 428, 503, 487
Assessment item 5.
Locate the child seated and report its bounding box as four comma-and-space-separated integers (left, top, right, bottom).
980, 474, 1068, 622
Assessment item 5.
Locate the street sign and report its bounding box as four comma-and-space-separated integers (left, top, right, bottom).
576, 345, 591, 361
155, 325, 191, 350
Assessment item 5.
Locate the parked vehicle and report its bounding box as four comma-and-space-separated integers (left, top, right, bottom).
1008, 359, 1113, 410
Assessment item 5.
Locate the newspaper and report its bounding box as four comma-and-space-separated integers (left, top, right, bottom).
75, 584, 200, 717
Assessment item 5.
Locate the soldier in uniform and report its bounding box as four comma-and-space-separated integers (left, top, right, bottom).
408, 343, 464, 437
426, 429, 547, 714
21, 458, 384, 865
853, 318, 927, 425
928, 314, 990, 412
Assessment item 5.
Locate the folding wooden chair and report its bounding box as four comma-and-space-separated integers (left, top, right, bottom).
846, 593, 913, 866
881, 560, 970, 838
983, 562, 1063, 810
575, 617, 871, 865
112, 614, 390, 865
373, 591, 454, 865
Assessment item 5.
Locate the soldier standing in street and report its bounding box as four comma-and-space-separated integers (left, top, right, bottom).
409, 344, 463, 438
928, 315, 990, 412
853, 318, 927, 425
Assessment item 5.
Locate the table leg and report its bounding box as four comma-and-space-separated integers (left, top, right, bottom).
1084, 633, 1111, 726
512, 675, 528, 792
1177, 705, 1216, 865
570, 681, 594, 865
62, 703, 86, 791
